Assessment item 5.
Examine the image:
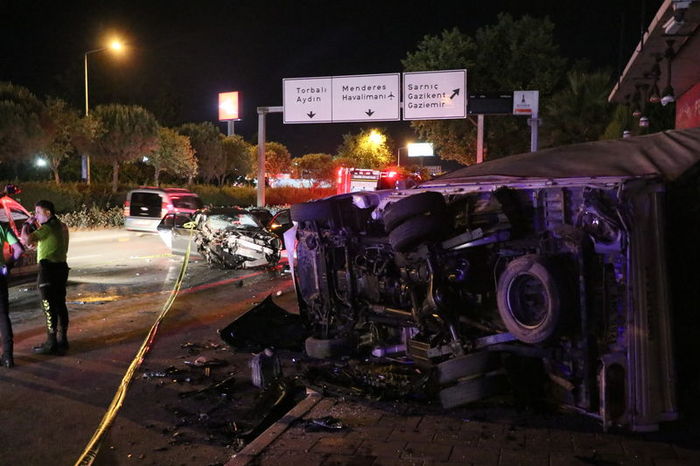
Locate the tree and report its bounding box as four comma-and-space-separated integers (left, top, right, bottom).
0, 82, 52, 163
148, 127, 196, 186
293, 153, 334, 184
335, 129, 392, 169
542, 71, 613, 147
42, 98, 81, 183
177, 122, 223, 183
83, 104, 159, 192
402, 15, 567, 164
220, 135, 253, 185
250, 141, 292, 177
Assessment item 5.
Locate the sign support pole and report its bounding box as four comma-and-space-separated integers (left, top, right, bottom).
529, 112, 539, 152
256, 106, 283, 207
227, 121, 235, 136
476, 114, 485, 164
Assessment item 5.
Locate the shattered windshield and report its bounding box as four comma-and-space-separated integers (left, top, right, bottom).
205, 212, 263, 231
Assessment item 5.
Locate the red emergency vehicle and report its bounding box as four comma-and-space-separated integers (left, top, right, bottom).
336, 168, 421, 194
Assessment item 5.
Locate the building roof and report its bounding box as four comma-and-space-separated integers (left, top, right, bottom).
609, 0, 700, 103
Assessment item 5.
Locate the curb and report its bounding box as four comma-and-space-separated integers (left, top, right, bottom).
225, 389, 323, 466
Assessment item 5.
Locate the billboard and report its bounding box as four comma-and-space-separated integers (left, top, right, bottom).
218, 91, 240, 121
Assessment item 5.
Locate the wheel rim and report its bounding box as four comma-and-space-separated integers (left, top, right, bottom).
507, 273, 549, 328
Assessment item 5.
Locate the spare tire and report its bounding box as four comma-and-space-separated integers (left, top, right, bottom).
496, 255, 566, 344
388, 214, 447, 252
383, 191, 447, 232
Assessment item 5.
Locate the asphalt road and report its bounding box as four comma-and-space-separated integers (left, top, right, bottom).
1, 228, 295, 466
9, 229, 263, 321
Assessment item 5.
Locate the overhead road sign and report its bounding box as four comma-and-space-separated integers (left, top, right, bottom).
402, 69, 467, 120
467, 92, 513, 115
332, 73, 400, 122
284, 73, 399, 123
283, 77, 333, 124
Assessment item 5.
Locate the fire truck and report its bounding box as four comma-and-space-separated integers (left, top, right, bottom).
336, 168, 421, 194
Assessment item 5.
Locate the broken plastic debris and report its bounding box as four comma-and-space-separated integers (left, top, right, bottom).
302, 416, 347, 432
218, 295, 307, 351
142, 366, 191, 381
179, 374, 237, 399
184, 356, 228, 368
250, 348, 282, 389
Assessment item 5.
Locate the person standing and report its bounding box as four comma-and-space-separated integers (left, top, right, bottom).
0, 222, 24, 367
21, 200, 70, 355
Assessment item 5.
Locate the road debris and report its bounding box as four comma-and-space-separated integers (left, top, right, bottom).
219, 294, 307, 351
250, 348, 282, 389
300, 416, 347, 432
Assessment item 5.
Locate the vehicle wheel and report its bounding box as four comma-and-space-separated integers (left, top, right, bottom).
291, 200, 334, 223
383, 191, 446, 232
388, 214, 447, 252
438, 373, 507, 409
305, 336, 352, 359
496, 255, 566, 344
435, 352, 502, 385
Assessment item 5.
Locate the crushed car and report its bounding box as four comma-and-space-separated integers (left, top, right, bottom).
157, 207, 281, 269
286, 128, 700, 432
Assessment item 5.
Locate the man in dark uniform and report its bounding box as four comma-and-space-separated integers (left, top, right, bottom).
21, 200, 70, 355
0, 221, 24, 367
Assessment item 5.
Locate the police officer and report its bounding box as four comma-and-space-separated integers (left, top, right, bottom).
21, 200, 70, 355
0, 221, 24, 367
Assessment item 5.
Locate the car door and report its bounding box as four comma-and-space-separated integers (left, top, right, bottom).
157, 213, 195, 255
268, 209, 292, 240
170, 214, 196, 255
156, 213, 177, 250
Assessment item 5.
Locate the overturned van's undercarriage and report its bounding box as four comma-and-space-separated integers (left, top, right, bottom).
288, 172, 680, 432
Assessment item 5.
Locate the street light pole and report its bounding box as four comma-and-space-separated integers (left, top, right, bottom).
82, 40, 124, 184
397, 147, 405, 167
83, 51, 92, 184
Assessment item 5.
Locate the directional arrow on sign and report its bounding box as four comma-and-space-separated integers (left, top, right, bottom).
450, 89, 460, 100
365, 109, 375, 117
307, 111, 316, 119
388, 92, 395, 99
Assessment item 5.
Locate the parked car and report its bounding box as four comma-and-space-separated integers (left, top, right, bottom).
157, 207, 281, 268
0, 186, 38, 282
286, 128, 700, 432
124, 187, 203, 232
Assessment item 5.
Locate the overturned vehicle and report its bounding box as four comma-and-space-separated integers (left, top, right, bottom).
158, 207, 281, 268
287, 128, 700, 432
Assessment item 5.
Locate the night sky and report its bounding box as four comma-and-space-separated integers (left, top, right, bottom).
1, 0, 661, 157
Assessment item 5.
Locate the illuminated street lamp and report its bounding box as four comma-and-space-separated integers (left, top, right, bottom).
83, 37, 125, 184
367, 129, 384, 146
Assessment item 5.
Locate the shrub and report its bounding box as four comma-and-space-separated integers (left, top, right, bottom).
191, 184, 256, 206
266, 186, 336, 205
4, 181, 336, 228
7, 181, 125, 213
60, 205, 124, 229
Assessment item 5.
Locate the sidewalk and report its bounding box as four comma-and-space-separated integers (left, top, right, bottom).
229, 393, 700, 465
230, 292, 700, 466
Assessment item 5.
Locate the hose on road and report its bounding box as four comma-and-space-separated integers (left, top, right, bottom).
74, 230, 194, 466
